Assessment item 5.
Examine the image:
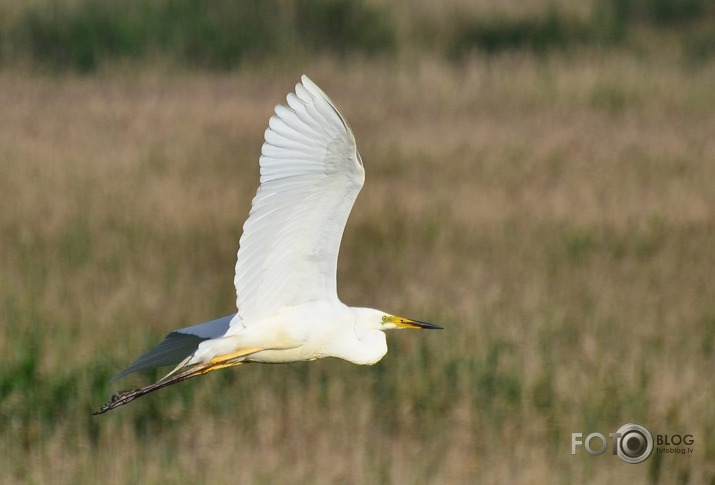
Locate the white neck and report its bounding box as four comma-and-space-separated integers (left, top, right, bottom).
346, 328, 388, 365
326, 308, 388, 365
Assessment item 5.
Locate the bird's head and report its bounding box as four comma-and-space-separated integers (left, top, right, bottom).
353, 308, 443, 332
342, 308, 442, 365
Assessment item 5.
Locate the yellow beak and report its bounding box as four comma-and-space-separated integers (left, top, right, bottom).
391, 316, 443, 330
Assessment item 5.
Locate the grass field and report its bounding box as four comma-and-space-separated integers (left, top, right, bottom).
1, 48, 715, 483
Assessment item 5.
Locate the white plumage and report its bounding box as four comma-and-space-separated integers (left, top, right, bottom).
95, 75, 440, 415
234, 76, 364, 323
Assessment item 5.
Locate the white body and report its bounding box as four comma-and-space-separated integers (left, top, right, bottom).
189, 305, 387, 366
104, 76, 439, 408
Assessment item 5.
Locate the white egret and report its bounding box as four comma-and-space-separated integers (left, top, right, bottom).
94, 75, 441, 415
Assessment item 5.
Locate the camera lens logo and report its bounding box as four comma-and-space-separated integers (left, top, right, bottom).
615, 423, 653, 464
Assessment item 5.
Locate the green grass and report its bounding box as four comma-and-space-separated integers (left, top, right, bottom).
1, 46, 715, 484
2, 0, 395, 71
1, 0, 715, 71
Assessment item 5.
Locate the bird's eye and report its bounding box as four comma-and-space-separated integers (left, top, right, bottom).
382, 315, 388, 322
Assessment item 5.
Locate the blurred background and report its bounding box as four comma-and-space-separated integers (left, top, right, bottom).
1, 0, 714, 483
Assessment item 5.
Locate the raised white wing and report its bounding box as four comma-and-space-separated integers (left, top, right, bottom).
233, 75, 365, 324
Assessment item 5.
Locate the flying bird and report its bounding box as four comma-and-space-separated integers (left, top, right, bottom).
94, 75, 441, 415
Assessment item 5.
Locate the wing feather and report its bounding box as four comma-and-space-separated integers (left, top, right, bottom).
232, 75, 364, 324
111, 314, 234, 381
